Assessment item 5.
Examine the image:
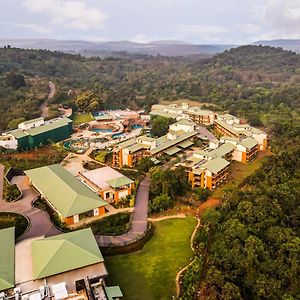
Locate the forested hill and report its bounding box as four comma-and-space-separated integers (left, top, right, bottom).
209, 45, 300, 72
0, 45, 300, 131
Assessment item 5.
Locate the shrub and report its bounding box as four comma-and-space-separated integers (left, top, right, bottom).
3, 183, 21, 202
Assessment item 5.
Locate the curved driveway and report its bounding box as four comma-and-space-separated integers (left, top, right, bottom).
0, 165, 60, 242
1, 164, 150, 246
96, 176, 150, 247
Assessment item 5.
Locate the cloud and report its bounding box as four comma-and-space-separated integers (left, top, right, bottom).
130, 34, 152, 44
264, 0, 300, 37
3, 22, 50, 34
22, 0, 109, 30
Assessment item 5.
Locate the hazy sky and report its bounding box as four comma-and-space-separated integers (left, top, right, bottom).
1, 0, 300, 44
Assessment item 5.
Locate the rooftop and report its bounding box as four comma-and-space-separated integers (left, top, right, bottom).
150, 131, 197, 155
203, 157, 230, 174
19, 117, 44, 125
0, 227, 15, 291
82, 167, 133, 190
214, 119, 239, 136
32, 228, 104, 280
25, 164, 106, 218
239, 137, 258, 149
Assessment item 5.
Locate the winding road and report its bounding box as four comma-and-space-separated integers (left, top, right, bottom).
40, 81, 56, 118
0, 164, 150, 246
0, 166, 60, 241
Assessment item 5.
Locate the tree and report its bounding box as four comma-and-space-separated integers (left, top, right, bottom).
75, 91, 103, 112
5, 72, 26, 89
150, 115, 176, 137
137, 157, 155, 173
194, 187, 211, 202
150, 194, 172, 213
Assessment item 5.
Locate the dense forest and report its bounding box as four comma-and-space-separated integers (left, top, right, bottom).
0, 45, 300, 298
1, 45, 300, 130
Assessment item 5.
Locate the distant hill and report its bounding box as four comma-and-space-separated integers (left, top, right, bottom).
0, 39, 237, 57
253, 39, 300, 53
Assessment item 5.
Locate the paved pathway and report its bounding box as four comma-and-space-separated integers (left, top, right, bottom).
0, 171, 60, 242
96, 176, 150, 247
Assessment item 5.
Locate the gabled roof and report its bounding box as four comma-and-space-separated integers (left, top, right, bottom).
106, 176, 133, 189
20, 117, 44, 125
0, 227, 15, 291
25, 164, 106, 218
32, 228, 104, 280
239, 137, 258, 149
214, 119, 239, 136
25, 118, 72, 136
175, 119, 195, 126
150, 131, 197, 155
204, 157, 230, 174
137, 135, 155, 142
211, 143, 236, 157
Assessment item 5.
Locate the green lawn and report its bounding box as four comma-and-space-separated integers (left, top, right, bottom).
105, 217, 197, 300
73, 113, 94, 125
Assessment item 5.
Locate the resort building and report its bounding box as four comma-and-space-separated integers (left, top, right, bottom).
188, 157, 230, 190
232, 137, 258, 163
79, 166, 134, 203
2, 117, 73, 151
25, 164, 107, 225
187, 109, 215, 126
214, 119, 240, 138
112, 120, 197, 167
0, 227, 123, 300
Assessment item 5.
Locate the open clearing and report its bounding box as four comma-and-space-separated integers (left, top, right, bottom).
73, 113, 94, 125
105, 217, 197, 300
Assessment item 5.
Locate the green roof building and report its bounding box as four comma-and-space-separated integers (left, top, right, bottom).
9, 117, 73, 151
32, 228, 104, 279
25, 164, 107, 225
0, 227, 15, 292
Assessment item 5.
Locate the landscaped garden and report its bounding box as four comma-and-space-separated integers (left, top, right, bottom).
0, 212, 29, 238
79, 212, 132, 236
105, 217, 197, 300
3, 183, 21, 202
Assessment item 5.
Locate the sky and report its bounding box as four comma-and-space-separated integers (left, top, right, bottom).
0, 0, 300, 44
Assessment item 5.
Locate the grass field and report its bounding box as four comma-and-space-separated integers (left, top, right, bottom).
73, 113, 94, 125
105, 217, 197, 300
213, 151, 271, 197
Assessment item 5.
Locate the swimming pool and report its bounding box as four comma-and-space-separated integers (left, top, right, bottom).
91, 128, 113, 133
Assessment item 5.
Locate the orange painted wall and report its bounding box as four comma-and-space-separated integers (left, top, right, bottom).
65, 216, 74, 225
128, 154, 133, 167
119, 150, 123, 166
98, 206, 106, 215
241, 151, 247, 163
206, 176, 212, 189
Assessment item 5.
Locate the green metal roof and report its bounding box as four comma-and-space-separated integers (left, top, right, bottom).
25, 164, 106, 218
239, 137, 258, 149
150, 131, 197, 155
127, 143, 148, 153
150, 110, 177, 119
105, 286, 123, 300
175, 119, 195, 126
150, 157, 160, 165
116, 138, 136, 149
178, 140, 194, 149
211, 143, 236, 157
164, 146, 181, 156
25, 118, 72, 136
32, 228, 104, 280
20, 117, 44, 125
106, 176, 133, 188
204, 157, 230, 174
137, 135, 155, 142
214, 119, 239, 136
10, 129, 29, 139
0, 227, 15, 291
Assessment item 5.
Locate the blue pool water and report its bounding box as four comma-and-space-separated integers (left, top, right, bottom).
132, 124, 143, 129
92, 128, 113, 133
64, 141, 71, 149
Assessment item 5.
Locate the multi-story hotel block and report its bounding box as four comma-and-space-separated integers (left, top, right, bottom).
112, 120, 197, 167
